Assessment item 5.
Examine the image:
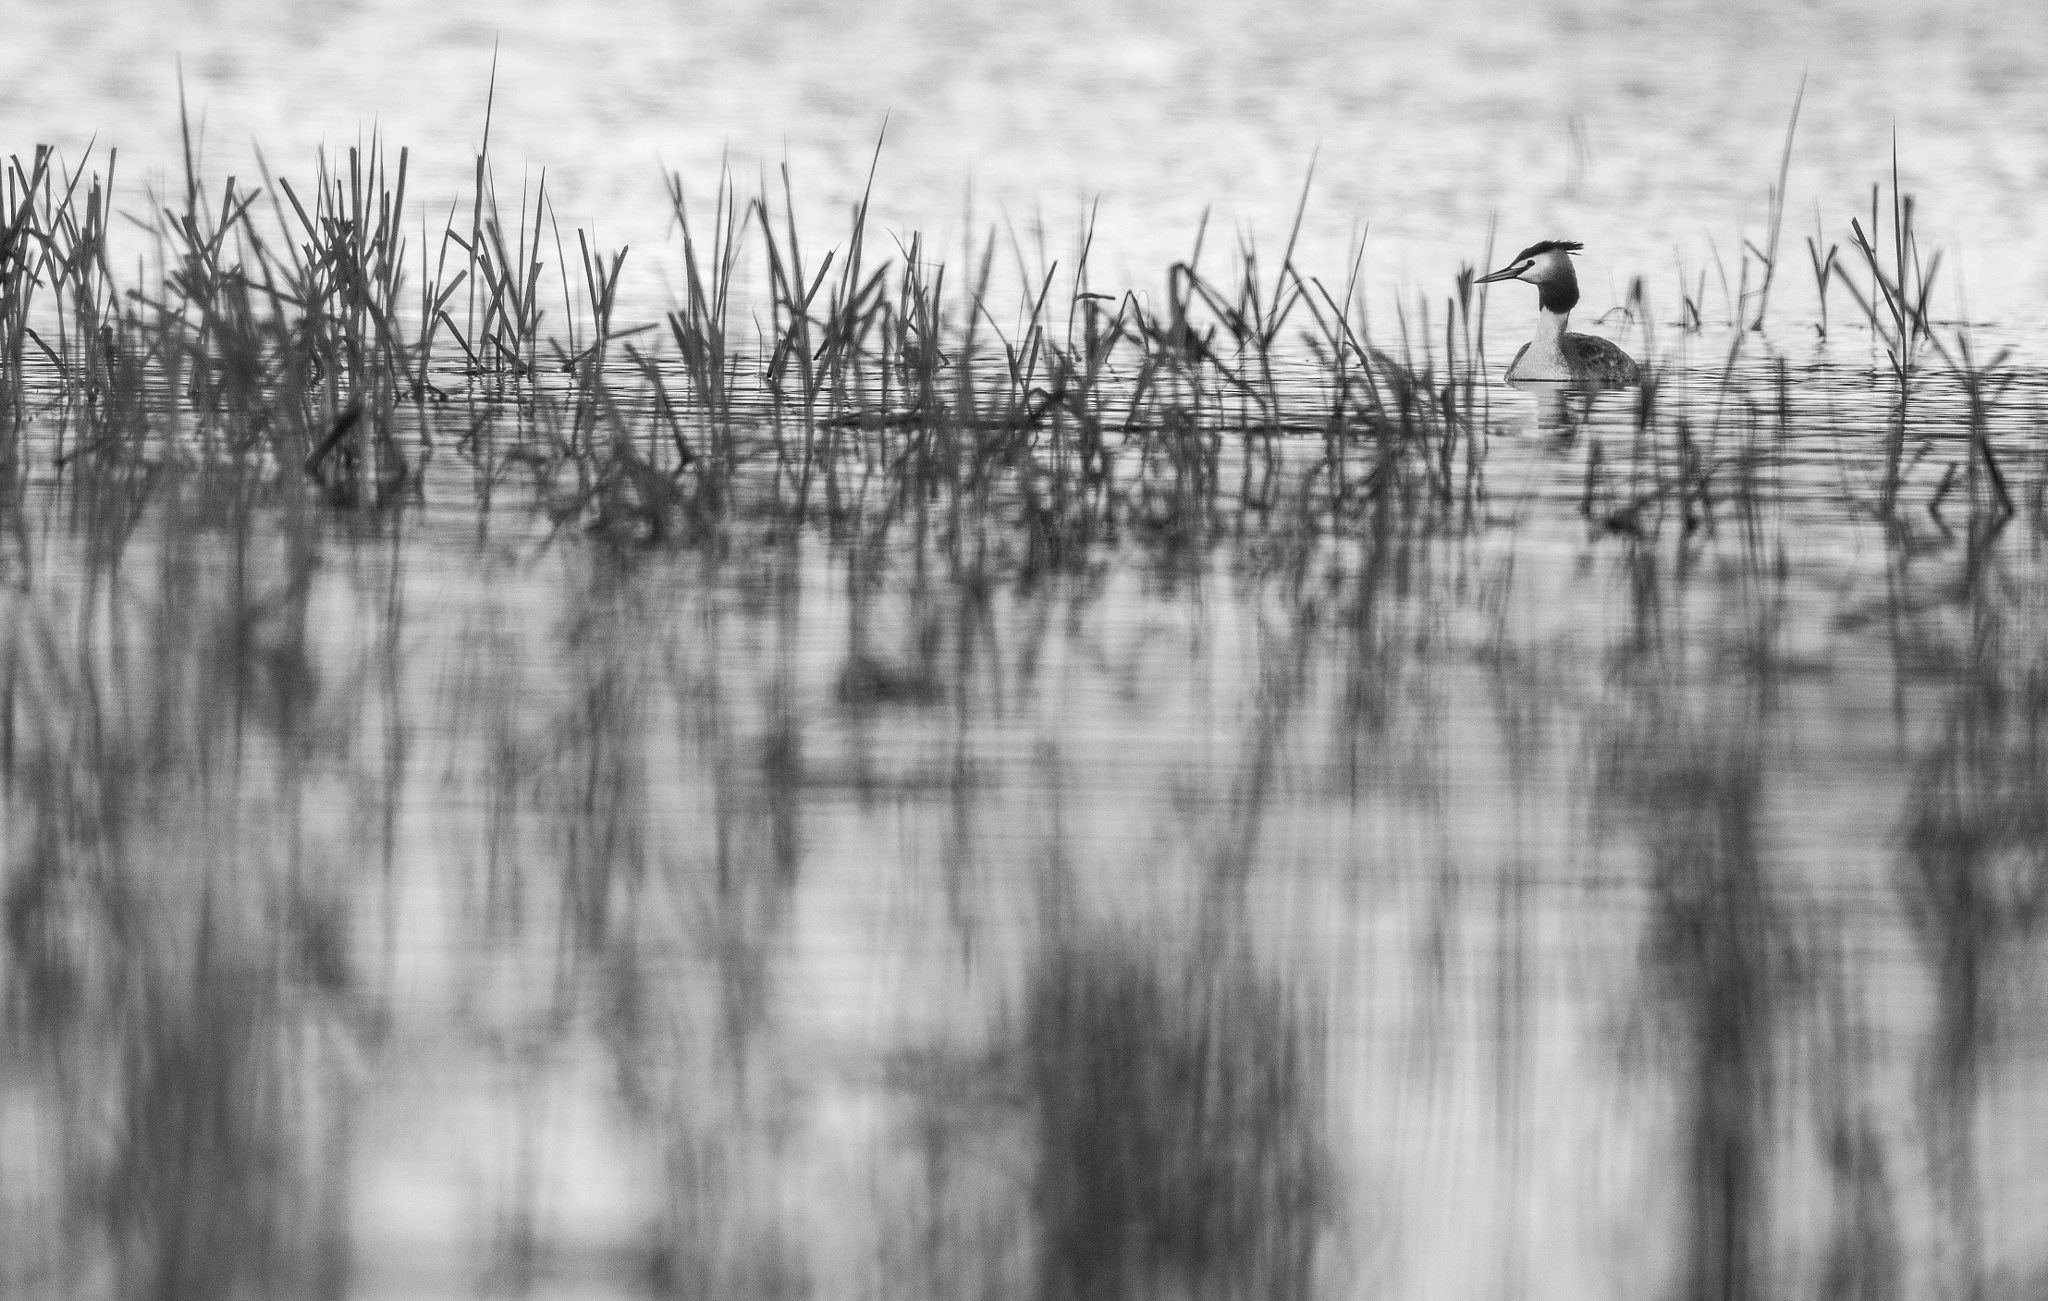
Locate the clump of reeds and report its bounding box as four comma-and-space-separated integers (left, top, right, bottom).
1836, 148, 1941, 519
0, 100, 2031, 576
1, 111, 1517, 557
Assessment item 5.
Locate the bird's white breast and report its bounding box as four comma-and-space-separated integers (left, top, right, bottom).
1505, 308, 1573, 380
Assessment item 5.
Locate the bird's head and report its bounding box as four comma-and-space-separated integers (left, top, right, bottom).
1477, 240, 1582, 312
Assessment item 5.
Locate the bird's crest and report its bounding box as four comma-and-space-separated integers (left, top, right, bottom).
1512, 239, 1583, 261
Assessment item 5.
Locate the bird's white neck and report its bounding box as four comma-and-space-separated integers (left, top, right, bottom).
1512, 307, 1573, 380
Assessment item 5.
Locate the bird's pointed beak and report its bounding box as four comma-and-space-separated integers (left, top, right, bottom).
1475, 264, 1521, 285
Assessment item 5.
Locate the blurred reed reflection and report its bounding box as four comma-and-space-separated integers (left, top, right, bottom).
1598, 554, 1788, 1301
1895, 548, 2048, 1301
5, 361, 2048, 1299
4, 484, 368, 1296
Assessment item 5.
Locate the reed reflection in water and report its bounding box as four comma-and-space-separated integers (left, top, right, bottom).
4, 387, 2048, 1300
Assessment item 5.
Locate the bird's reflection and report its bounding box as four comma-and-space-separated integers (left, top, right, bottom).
1502, 377, 1616, 437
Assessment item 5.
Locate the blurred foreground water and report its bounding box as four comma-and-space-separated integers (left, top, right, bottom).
4, 345, 2048, 1300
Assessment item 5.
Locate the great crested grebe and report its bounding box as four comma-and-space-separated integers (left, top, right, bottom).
1477, 240, 1640, 386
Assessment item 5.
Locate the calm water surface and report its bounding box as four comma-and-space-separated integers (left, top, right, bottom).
5, 3, 2048, 1299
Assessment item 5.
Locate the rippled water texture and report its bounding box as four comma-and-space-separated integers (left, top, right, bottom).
5, 3, 2048, 1300
7, 0, 2048, 325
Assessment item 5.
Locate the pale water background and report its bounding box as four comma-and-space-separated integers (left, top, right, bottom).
4, 3, 2048, 1300
8, 0, 2048, 325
